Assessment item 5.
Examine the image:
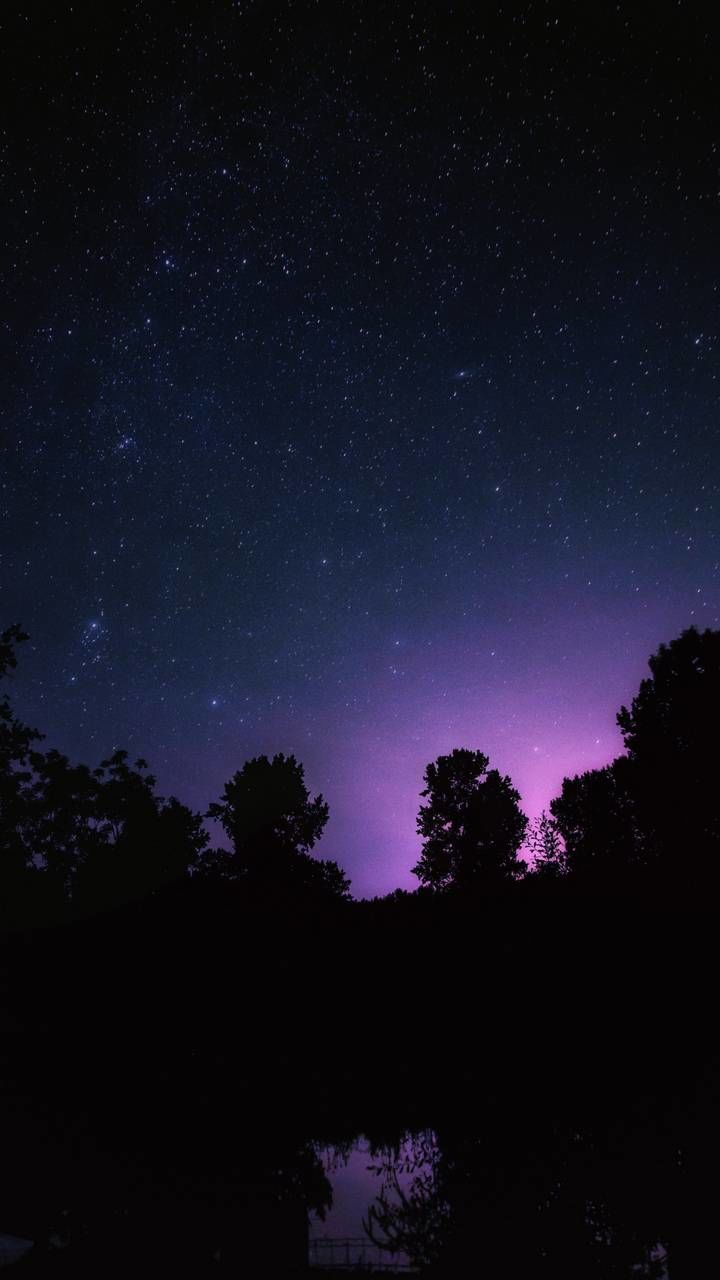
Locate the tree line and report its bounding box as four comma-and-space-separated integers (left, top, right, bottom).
1, 622, 718, 924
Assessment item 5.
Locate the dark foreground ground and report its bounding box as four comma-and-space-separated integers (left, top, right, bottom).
0, 882, 716, 1276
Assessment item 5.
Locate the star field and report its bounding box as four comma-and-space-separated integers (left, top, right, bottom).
2, 2, 719, 895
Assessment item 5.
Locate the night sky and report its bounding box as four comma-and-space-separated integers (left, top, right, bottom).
2, 2, 719, 897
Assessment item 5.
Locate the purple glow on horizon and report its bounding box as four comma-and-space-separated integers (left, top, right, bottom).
4, 7, 719, 905
193, 598, 707, 899
10, 595, 717, 901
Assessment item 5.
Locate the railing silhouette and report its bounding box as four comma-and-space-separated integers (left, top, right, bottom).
308, 1235, 417, 1271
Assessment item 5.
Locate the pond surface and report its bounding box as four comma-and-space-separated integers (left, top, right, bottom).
308, 1132, 437, 1270
0, 910, 713, 1278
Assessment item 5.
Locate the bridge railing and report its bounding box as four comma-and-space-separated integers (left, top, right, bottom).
308, 1235, 417, 1271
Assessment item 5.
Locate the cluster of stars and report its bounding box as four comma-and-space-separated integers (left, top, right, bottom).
2, 4, 719, 895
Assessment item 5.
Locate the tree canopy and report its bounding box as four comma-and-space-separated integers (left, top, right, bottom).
549, 626, 720, 893
0, 625, 43, 915
0, 627, 207, 921
412, 748, 527, 892
205, 753, 350, 901
617, 626, 720, 885
549, 757, 641, 887
524, 811, 567, 879
4, 620, 720, 920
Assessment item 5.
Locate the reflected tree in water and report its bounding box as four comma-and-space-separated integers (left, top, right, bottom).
363, 1131, 449, 1269
356, 1121, 675, 1278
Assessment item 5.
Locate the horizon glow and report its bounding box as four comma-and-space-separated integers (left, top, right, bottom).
3, 7, 719, 899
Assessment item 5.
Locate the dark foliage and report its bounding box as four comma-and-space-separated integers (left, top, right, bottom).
524, 810, 567, 878
551, 626, 720, 896
550, 756, 643, 888
0, 884, 714, 1276
4, 622, 720, 921
617, 626, 720, 891
0, 629, 207, 924
0, 626, 44, 918
204, 752, 350, 902
0, 620, 718, 1273
68, 752, 209, 910
412, 748, 527, 892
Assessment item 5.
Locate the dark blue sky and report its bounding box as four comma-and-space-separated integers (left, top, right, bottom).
3, 2, 719, 896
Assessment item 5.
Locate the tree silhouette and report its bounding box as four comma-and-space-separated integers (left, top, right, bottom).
549, 756, 642, 887
27, 749, 103, 906
19, 747, 208, 913
363, 1132, 447, 1269
1, 628, 207, 920
0, 625, 43, 917
550, 627, 720, 894
205, 753, 350, 900
525, 811, 567, 878
70, 751, 208, 909
616, 625, 720, 889
412, 748, 527, 892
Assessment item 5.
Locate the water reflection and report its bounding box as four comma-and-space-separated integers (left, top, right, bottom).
305, 1123, 676, 1278
0, 1098, 698, 1275
309, 1132, 439, 1270
0, 946, 713, 1278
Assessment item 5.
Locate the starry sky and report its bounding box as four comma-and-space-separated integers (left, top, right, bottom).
2, 2, 719, 897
